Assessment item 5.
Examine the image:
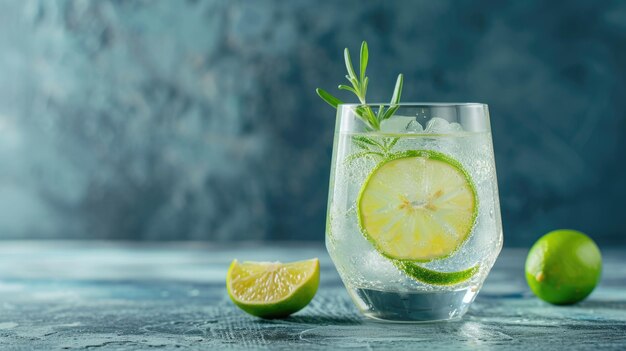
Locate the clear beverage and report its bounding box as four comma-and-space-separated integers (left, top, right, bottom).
326, 104, 503, 322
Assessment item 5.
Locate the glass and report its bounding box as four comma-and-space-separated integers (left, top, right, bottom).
325, 103, 503, 322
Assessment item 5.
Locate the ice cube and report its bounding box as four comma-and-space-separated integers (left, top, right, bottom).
356, 249, 408, 285
406, 119, 425, 133
424, 117, 464, 133
380, 116, 424, 133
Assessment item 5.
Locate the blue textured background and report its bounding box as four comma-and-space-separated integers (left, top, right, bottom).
0, 0, 624, 245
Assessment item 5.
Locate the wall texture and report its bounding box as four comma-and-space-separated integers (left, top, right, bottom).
0, 0, 625, 245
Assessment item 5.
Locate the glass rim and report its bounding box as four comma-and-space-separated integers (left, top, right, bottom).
338, 102, 488, 108
336, 102, 491, 134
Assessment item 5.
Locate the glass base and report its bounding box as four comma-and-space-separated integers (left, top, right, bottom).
348, 286, 478, 322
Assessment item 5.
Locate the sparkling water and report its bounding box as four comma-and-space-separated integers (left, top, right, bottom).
326, 117, 503, 321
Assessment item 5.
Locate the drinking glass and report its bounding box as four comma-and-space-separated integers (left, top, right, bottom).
325, 103, 503, 322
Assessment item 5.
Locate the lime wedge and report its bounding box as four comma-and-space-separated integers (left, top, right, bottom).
357, 150, 478, 285
226, 258, 319, 319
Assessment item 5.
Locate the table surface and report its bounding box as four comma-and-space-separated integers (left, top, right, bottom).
0, 242, 624, 350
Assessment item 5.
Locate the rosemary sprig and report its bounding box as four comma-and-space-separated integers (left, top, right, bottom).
316, 41, 404, 131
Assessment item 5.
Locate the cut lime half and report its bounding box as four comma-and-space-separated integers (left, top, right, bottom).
226, 258, 319, 319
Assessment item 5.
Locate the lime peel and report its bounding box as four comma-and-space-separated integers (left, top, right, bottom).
395, 261, 479, 286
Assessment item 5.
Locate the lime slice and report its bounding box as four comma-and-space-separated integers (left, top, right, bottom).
357, 150, 478, 285
358, 150, 477, 261
226, 258, 319, 319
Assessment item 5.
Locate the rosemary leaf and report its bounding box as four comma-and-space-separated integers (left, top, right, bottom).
353, 135, 384, 149
359, 41, 368, 82
352, 139, 373, 151
345, 75, 360, 90
345, 151, 384, 164
355, 106, 375, 129
376, 105, 385, 121
362, 76, 369, 97
316, 88, 343, 108
344, 48, 358, 82
391, 74, 404, 105
381, 105, 400, 122
385, 137, 400, 151
338, 84, 358, 95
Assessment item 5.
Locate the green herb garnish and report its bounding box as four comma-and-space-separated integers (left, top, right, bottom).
316, 41, 404, 131
345, 136, 400, 164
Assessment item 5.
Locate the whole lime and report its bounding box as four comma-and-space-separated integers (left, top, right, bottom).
525, 229, 602, 305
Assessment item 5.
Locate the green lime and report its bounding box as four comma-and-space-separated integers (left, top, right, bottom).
226, 258, 319, 319
525, 230, 602, 305
357, 150, 478, 285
